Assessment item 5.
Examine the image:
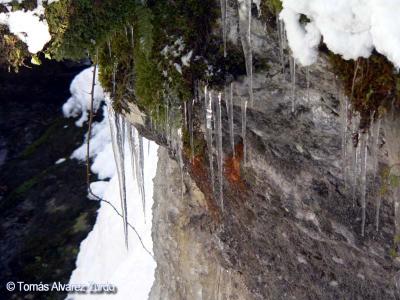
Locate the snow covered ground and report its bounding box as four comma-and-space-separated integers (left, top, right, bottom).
62, 67, 158, 300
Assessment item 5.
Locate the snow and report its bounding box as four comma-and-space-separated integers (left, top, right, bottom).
63, 67, 158, 299
280, 0, 400, 69
0, 1, 53, 53
55, 158, 66, 164
62, 67, 105, 127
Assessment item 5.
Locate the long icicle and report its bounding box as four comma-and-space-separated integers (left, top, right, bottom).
217, 93, 224, 212
138, 134, 146, 221
220, 0, 227, 57
229, 82, 235, 156
241, 95, 248, 164
107, 105, 129, 249
205, 87, 215, 193
360, 132, 368, 237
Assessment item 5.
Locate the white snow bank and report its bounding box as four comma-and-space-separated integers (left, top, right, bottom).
63, 67, 105, 127
64, 67, 158, 300
280, 0, 400, 69
0, 1, 52, 53
68, 139, 158, 300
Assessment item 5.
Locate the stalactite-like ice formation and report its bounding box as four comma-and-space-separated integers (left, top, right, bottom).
229, 82, 235, 156
220, 0, 227, 57
289, 56, 296, 112
216, 93, 224, 211
107, 103, 129, 248
205, 87, 216, 193
241, 95, 248, 164
238, 0, 254, 106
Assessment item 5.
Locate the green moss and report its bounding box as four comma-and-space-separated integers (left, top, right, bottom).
10, 0, 36, 11
73, 212, 89, 233
20, 118, 63, 158
0, 25, 30, 71
329, 52, 400, 128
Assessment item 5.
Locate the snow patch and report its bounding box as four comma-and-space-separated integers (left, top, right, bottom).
280, 0, 400, 69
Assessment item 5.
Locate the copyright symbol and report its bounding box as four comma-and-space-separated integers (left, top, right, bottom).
6, 282, 15, 291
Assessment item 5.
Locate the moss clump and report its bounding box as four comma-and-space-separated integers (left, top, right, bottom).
45, 0, 137, 60
10, 0, 36, 11
329, 52, 400, 128
0, 25, 30, 71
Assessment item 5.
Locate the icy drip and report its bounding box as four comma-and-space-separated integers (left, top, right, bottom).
173, 128, 185, 200
306, 67, 310, 101
340, 95, 349, 185
217, 93, 224, 211
205, 87, 215, 193
107, 104, 128, 248
370, 118, 382, 230
220, 0, 227, 57
359, 132, 368, 237
138, 134, 146, 220
370, 118, 381, 181
183, 101, 187, 128
241, 96, 248, 164
289, 56, 296, 112
238, 0, 254, 106
229, 82, 235, 156
126, 123, 147, 221
349, 113, 361, 206
189, 99, 194, 162
277, 14, 286, 74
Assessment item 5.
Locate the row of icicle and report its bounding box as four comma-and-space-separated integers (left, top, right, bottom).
107, 103, 147, 248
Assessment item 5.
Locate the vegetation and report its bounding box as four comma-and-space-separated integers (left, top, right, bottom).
329, 52, 400, 129
0, 25, 30, 72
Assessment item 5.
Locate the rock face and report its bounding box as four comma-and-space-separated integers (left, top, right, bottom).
127, 2, 400, 299
150, 147, 252, 300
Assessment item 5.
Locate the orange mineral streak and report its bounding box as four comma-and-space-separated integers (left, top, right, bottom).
224, 143, 245, 190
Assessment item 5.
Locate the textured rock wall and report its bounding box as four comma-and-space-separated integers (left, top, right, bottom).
126, 2, 400, 299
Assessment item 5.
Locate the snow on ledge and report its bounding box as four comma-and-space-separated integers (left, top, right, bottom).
280, 0, 400, 70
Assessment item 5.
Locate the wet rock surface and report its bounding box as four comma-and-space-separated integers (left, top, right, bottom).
0, 61, 99, 300
139, 3, 400, 299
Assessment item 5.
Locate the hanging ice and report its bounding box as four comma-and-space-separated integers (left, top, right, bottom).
107, 104, 129, 248
138, 134, 146, 220
217, 93, 224, 211
359, 132, 368, 237
241, 95, 248, 164
238, 0, 254, 106
220, 0, 227, 57
289, 56, 296, 112
229, 82, 235, 156
189, 99, 195, 162
205, 87, 215, 193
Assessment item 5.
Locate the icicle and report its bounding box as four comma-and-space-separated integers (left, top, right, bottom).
229, 82, 235, 156
220, 0, 227, 57
340, 95, 349, 186
184, 101, 187, 128
107, 105, 128, 248
217, 93, 224, 211
177, 128, 185, 200
205, 88, 215, 193
371, 117, 381, 181
351, 123, 360, 207
359, 132, 368, 237
238, 0, 254, 106
189, 99, 194, 162
130, 25, 134, 48
289, 56, 296, 112
241, 95, 248, 164
138, 134, 146, 221
112, 61, 117, 97
277, 14, 285, 74
107, 39, 112, 59
306, 67, 310, 101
